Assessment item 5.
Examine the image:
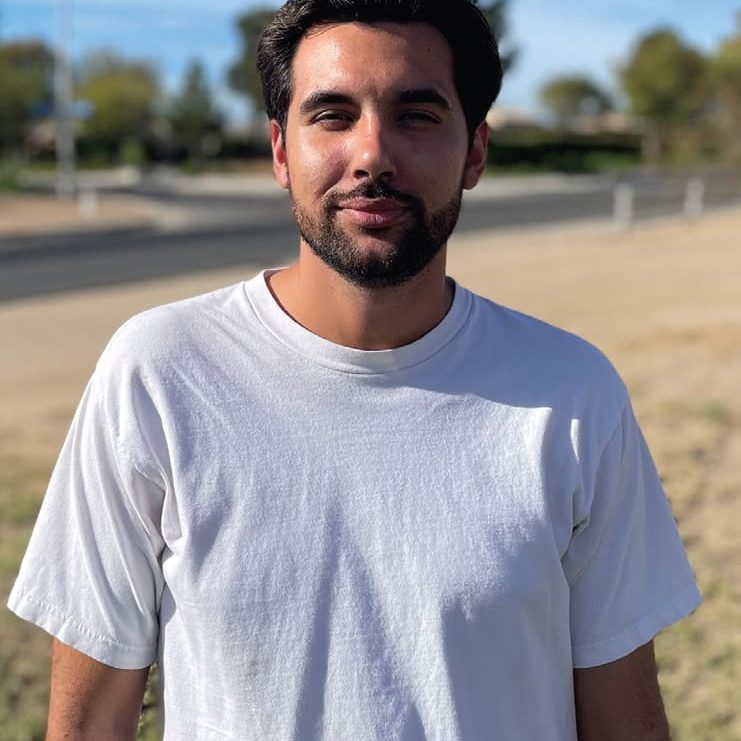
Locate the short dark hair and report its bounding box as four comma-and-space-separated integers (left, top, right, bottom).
256, 0, 503, 139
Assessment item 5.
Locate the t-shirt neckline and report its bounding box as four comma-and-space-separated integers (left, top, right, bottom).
244, 270, 472, 375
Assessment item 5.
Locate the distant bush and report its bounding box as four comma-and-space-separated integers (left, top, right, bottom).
489, 128, 642, 173
119, 137, 147, 168
0, 155, 22, 191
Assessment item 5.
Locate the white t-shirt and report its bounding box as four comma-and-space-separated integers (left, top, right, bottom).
8, 273, 700, 740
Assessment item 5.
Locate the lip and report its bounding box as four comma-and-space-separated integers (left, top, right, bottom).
336, 198, 409, 228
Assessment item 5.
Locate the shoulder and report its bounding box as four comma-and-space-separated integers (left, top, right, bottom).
81, 283, 252, 468
97, 282, 249, 376
465, 290, 629, 417
467, 291, 621, 381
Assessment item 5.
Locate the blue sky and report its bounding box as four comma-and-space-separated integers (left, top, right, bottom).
2, 0, 740, 122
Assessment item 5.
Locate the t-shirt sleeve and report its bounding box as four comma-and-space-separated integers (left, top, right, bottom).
564, 399, 701, 669
6, 348, 166, 670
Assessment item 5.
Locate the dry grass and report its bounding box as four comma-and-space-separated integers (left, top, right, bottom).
2, 209, 740, 738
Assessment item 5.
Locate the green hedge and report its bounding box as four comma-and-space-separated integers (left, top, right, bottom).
488, 129, 642, 173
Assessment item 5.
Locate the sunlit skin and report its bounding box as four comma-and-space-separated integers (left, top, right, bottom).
269, 22, 489, 350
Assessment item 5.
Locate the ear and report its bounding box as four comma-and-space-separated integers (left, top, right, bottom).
462, 121, 489, 191
271, 120, 290, 190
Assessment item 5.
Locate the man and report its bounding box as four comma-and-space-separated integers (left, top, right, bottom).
8, 1, 700, 738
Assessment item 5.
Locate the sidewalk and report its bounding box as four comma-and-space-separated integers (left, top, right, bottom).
0, 192, 180, 240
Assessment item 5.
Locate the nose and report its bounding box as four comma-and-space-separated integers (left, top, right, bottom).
350, 115, 397, 182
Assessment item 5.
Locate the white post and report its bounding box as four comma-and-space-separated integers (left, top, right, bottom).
684, 178, 705, 221
78, 187, 98, 220
614, 184, 634, 231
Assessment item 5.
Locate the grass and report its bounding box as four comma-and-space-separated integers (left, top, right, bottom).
0, 158, 24, 193
0, 454, 52, 740
630, 392, 740, 740
695, 399, 733, 427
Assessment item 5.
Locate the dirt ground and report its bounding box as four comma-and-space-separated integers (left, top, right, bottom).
1, 208, 739, 738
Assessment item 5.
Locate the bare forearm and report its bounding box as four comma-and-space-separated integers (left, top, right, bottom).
46, 717, 140, 741
576, 716, 669, 741
46, 639, 148, 741
574, 642, 670, 741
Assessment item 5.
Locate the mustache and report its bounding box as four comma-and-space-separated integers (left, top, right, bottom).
324, 181, 421, 209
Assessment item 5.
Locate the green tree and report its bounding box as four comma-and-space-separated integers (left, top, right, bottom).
620, 29, 710, 160
480, 0, 518, 74
711, 36, 741, 160
539, 75, 613, 128
227, 7, 277, 118
167, 59, 224, 159
0, 40, 54, 153
76, 51, 160, 162
227, 2, 517, 119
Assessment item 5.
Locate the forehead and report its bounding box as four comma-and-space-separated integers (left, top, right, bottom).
290, 22, 457, 103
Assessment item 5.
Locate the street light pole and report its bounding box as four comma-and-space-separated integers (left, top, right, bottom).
54, 0, 76, 198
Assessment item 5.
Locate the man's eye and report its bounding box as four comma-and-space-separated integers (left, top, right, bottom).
400, 111, 440, 124
313, 111, 353, 126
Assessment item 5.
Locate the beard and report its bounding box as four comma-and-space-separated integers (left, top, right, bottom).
291, 179, 464, 289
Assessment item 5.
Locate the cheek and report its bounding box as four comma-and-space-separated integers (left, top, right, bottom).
407, 132, 467, 176
416, 156, 467, 208
289, 133, 347, 195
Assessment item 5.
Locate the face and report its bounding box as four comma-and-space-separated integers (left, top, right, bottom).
272, 22, 488, 289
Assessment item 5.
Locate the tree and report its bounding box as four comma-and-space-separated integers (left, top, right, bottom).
621, 29, 710, 159
539, 76, 613, 128
76, 51, 160, 161
227, 7, 277, 118
227, 2, 518, 120
167, 59, 224, 159
480, 0, 518, 74
0, 40, 54, 153
711, 36, 741, 160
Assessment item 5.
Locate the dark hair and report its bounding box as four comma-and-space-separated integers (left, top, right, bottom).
256, 0, 502, 139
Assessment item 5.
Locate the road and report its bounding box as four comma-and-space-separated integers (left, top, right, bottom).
1, 170, 739, 303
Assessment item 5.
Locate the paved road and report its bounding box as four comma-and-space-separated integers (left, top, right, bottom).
1, 170, 739, 303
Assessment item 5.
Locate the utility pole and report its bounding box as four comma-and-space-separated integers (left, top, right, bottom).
55, 0, 76, 198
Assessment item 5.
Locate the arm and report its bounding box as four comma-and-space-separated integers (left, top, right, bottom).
574, 641, 670, 741
46, 638, 150, 741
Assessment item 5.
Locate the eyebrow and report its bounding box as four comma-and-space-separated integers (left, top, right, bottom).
298, 88, 452, 116
299, 92, 354, 117
397, 88, 452, 111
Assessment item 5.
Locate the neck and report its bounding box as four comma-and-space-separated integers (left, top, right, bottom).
267, 242, 453, 350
